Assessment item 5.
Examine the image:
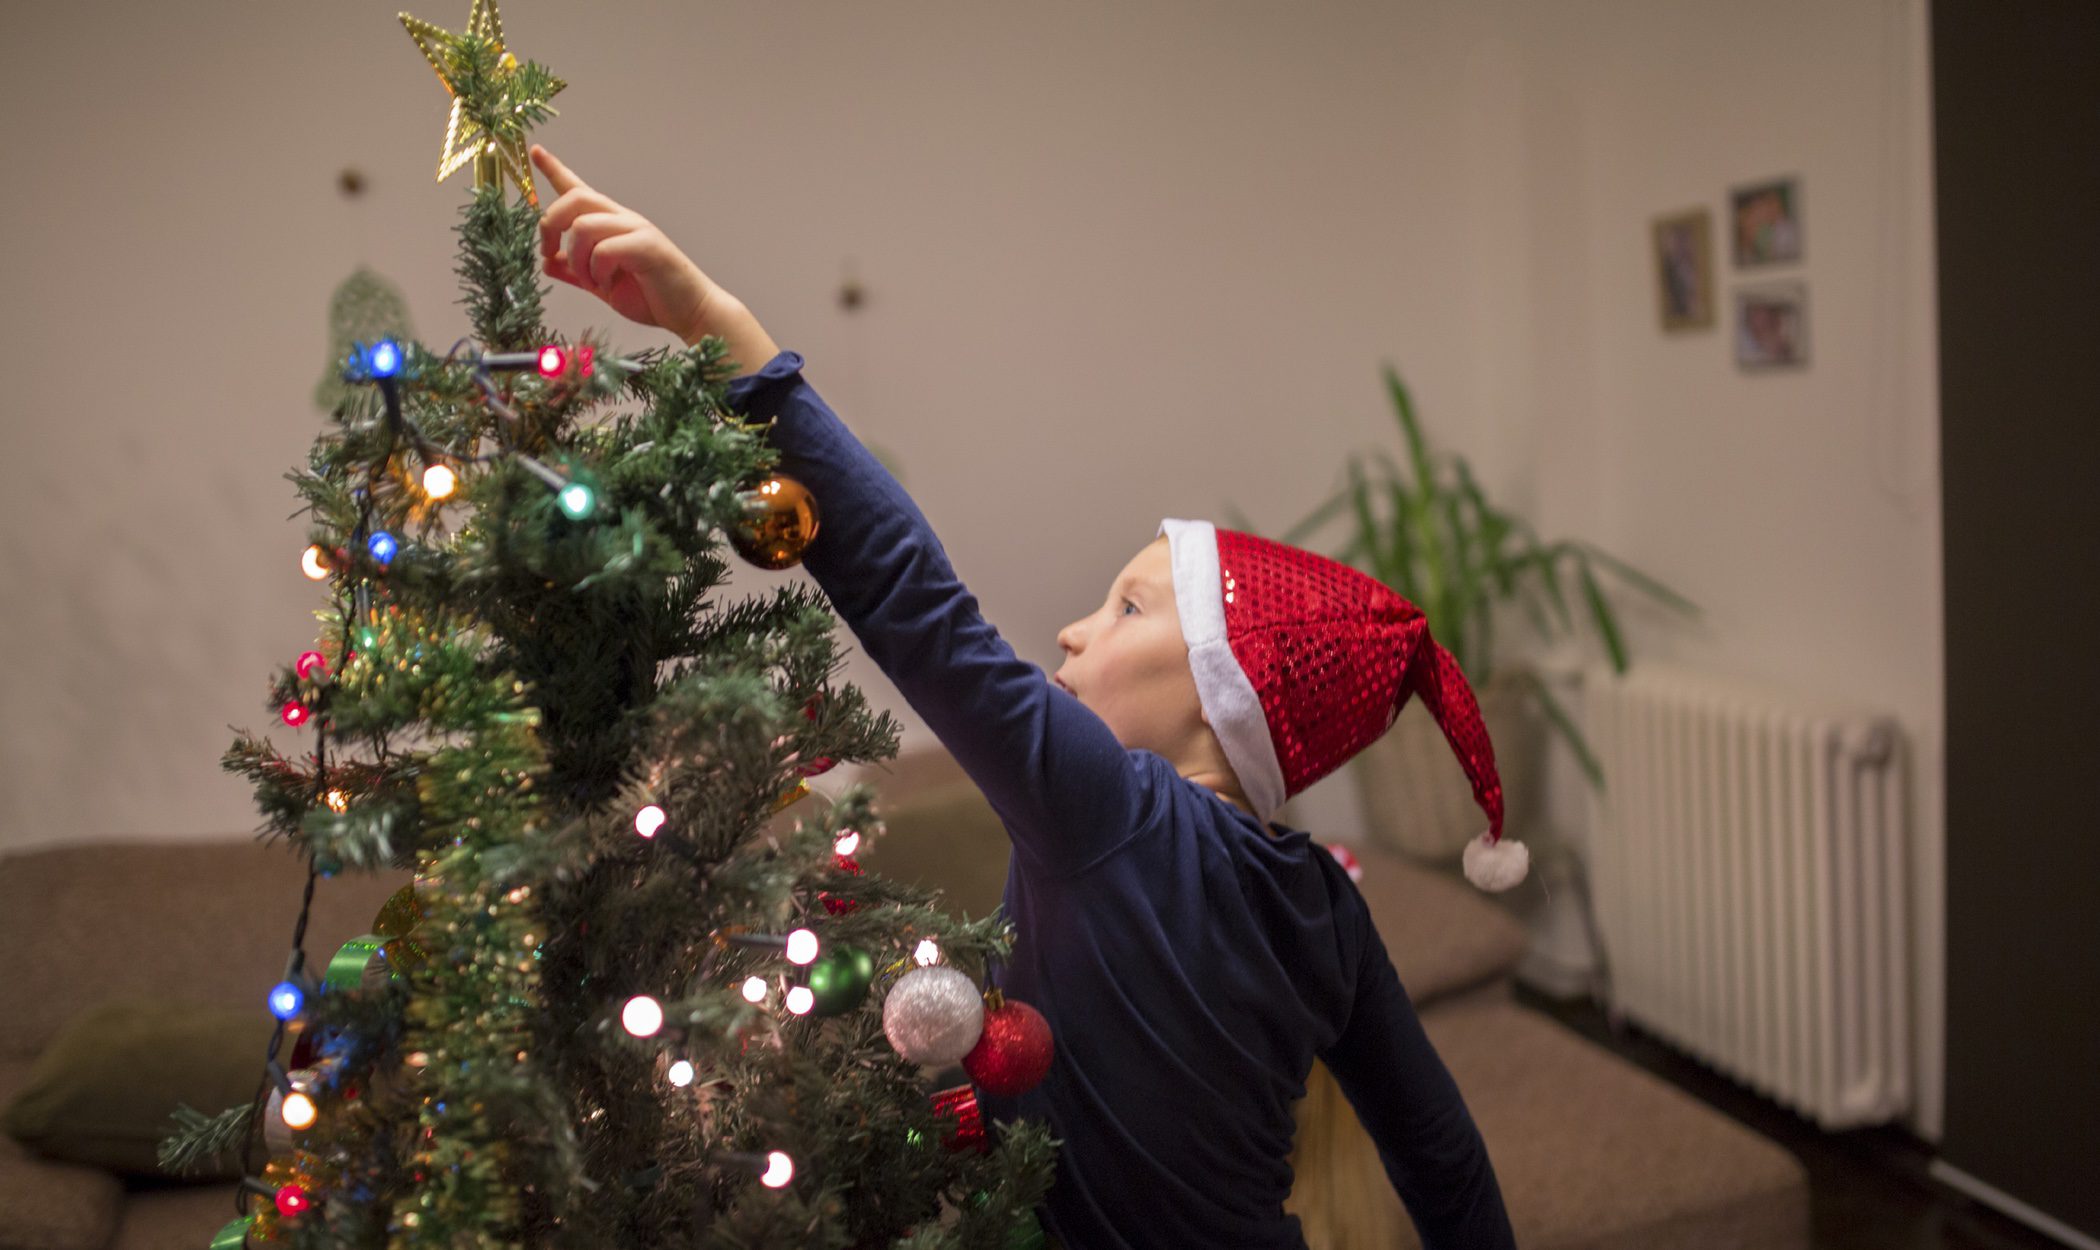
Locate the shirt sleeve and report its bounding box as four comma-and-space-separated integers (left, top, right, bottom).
723, 350, 1152, 879
1317, 905, 1519, 1250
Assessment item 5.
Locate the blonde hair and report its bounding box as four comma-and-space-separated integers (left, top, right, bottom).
1285, 1060, 1411, 1249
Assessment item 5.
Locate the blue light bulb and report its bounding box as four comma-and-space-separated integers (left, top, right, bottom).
369, 339, 402, 379
267, 981, 305, 1021
368, 532, 398, 564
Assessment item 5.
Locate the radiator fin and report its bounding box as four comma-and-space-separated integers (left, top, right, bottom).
1584, 665, 1910, 1129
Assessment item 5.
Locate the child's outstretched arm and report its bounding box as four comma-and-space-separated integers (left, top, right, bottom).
532, 145, 779, 376
1320, 913, 1519, 1250
532, 146, 1154, 880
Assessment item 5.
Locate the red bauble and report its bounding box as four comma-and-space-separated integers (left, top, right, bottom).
820, 852, 864, 914
796, 695, 837, 776
961, 997, 1054, 1096
930, 1084, 989, 1153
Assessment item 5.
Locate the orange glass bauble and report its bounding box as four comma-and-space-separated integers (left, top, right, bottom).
729, 475, 820, 570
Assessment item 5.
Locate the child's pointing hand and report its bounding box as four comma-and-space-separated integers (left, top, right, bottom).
530, 143, 724, 345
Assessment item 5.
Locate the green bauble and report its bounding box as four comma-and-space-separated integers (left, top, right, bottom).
805, 945, 875, 1017
967, 1195, 1046, 1250
1007, 1209, 1047, 1250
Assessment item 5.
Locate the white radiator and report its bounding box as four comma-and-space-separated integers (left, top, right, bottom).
1581, 663, 1912, 1129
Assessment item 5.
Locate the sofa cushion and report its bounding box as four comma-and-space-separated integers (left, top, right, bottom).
111, 1184, 245, 1250
0, 841, 407, 1062
3, 1001, 268, 1179
1336, 843, 1532, 1008
865, 779, 1013, 920
0, 1059, 123, 1250
1287, 996, 1810, 1250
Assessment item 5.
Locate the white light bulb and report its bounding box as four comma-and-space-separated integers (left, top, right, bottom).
622, 995, 664, 1037
422, 464, 458, 499
761, 1151, 794, 1188
634, 805, 666, 838
666, 1060, 695, 1087
834, 831, 861, 857
301, 545, 330, 581
914, 938, 941, 967
784, 928, 820, 966
785, 986, 815, 1016
741, 976, 768, 1004
280, 1091, 317, 1130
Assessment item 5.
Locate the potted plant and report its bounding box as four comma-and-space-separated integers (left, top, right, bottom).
1230, 363, 1698, 870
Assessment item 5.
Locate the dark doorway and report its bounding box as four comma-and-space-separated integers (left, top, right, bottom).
1934, 0, 2100, 1244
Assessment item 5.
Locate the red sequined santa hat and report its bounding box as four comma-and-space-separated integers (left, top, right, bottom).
1158, 519, 1529, 893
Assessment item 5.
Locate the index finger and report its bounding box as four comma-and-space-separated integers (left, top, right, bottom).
530, 144, 585, 198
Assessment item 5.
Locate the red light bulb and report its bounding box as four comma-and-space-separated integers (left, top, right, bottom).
275, 1184, 309, 1217
579, 344, 595, 376
537, 345, 566, 376
295, 651, 328, 680
281, 702, 310, 728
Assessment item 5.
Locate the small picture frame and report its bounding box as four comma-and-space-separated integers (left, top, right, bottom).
1651, 208, 1715, 331
1734, 281, 1809, 369
1730, 177, 1802, 267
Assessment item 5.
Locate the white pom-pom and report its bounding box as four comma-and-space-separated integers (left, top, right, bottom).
1463, 831, 1530, 893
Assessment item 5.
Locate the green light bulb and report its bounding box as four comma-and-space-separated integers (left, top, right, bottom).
558, 483, 595, 520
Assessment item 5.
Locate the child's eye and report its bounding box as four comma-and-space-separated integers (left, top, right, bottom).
1120, 598, 1139, 616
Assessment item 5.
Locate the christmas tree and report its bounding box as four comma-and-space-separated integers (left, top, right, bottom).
168, 4, 1056, 1245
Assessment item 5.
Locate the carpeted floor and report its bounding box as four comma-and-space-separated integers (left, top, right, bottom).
1510, 983, 2075, 1250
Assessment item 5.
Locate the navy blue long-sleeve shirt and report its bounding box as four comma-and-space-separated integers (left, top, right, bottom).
725, 351, 1515, 1250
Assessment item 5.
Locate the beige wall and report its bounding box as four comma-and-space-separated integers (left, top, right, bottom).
1506, 0, 1944, 1142
0, 0, 1940, 1133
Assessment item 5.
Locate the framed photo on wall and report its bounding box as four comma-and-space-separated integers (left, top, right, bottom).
1730, 176, 1803, 266
1735, 281, 1809, 369
1652, 208, 1715, 331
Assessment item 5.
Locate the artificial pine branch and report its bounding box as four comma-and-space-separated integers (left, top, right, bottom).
159, 1102, 255, 1176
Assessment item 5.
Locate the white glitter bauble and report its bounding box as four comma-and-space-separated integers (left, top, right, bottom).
882, 965, 985, 1065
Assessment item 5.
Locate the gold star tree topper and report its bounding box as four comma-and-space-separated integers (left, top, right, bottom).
399, 0, 565, 206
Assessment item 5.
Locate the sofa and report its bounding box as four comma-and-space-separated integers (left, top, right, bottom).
0, 749, 1810, 1250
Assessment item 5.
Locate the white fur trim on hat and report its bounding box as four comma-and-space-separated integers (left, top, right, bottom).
1158, 519, 1287, 822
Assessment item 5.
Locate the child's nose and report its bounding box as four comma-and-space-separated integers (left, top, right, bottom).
1057, 621, 1082, 654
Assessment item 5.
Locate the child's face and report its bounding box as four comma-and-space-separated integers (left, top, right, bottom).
1053, 535, 1210, 756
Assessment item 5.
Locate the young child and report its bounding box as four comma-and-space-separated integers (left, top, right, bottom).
529, 144, 1527, 1250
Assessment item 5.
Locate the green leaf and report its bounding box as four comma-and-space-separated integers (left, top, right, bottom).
1380, 479, 1422, 603
1516, 583, 1556, 639
1440, 482, 1483, 673
1382, 362, 1437, 502
1406, 483, 1448, 630
1347, 458, 1394, 586
1523, 673, 1606, 791
1276, 485, 1355, 548
1455, 462, 1517, 597
1578, 556, 1630, 673
1529, 538, 1577, 632
1577, 541, 1701, 617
